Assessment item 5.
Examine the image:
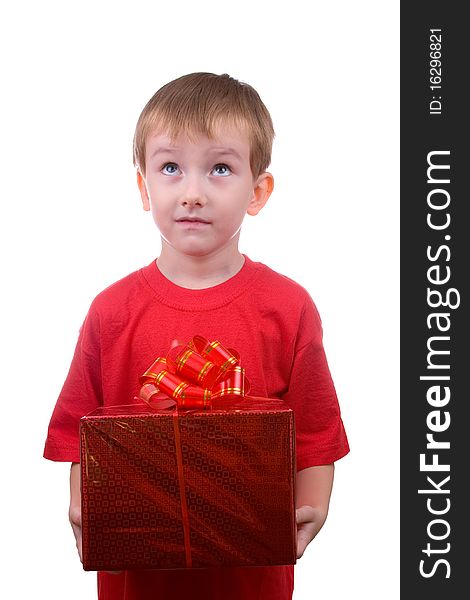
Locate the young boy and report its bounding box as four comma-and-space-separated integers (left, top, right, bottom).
44, 72, 349, 600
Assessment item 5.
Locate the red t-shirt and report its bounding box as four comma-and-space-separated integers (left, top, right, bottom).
44, 255, 349, 600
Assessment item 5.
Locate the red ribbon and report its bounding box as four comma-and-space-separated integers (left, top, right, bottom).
138, 336, 251, 567
139, 335, 250, 410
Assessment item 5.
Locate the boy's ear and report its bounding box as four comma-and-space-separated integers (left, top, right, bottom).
137, 170, 150, 211
247, 172, 274, 216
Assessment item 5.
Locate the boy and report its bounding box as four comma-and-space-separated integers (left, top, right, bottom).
44, 72, 349, 600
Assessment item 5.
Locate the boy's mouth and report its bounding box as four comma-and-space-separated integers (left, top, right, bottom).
176, 217, 211, 224
175, 216, 211, 229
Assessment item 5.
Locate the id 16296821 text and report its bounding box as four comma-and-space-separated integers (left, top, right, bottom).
429, 29, 442, 115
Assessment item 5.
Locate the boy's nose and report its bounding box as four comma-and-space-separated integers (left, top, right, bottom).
181, 195, 205, 207
179, 177, 207, 207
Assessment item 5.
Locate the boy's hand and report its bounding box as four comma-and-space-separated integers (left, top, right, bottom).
69, 463, 122, 574
295, 505, 326, 559
69, 502, 83, 561
69, 463, 83, 562
295, 464, 334, 559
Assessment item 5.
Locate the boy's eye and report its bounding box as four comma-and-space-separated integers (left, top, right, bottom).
212, 164, 231, 177
161, 162, 180, 176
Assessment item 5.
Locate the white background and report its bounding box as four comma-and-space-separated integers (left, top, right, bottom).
1, 1, 399, 598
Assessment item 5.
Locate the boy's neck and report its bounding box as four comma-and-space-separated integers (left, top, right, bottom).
156, 244, 246, 290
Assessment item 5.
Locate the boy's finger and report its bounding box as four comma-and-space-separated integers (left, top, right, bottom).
296, 505, 315, 524
70, 524, 83, 562
296, 531, 309, 559
69, 505, 82, 527
296, 520, 317, 558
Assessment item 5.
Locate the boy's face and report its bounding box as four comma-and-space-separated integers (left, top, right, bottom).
137, 124, 272, 260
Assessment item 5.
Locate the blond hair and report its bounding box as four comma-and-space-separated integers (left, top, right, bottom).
133, 72, 275, 178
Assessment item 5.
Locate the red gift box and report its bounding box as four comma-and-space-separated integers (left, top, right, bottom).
80, 336, 297, 571
80, 399, 296, 571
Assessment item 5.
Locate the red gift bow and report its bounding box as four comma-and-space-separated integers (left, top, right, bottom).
139, 335, 251, 410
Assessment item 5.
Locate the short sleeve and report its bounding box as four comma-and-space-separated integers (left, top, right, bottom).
43, 305, 103, 462
283, 298, 349, 470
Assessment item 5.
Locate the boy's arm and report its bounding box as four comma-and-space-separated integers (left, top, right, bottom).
295, 464, 334, 559
69, 462, 82, 561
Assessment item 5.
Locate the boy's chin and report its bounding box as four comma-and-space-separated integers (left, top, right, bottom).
163, 243, 217, 259
160, 235, 241, 261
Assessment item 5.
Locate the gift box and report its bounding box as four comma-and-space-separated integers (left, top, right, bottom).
80, 336, 297, 571
80, 399, 297, 571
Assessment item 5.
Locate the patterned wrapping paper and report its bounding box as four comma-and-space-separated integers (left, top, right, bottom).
80, 399, 297, 571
